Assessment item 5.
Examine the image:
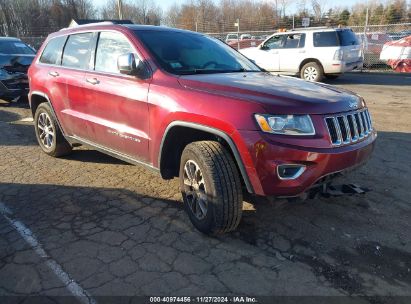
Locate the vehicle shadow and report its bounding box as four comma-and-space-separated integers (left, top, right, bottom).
63, 149, 131, 165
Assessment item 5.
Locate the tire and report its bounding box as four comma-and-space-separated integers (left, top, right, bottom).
300, 61, 324, 82
325, 74, 339, 80
179, 141, 243, 235
34, 103, 72, 157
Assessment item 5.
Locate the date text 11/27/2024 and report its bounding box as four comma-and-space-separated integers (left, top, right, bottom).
149, 297, 258, 303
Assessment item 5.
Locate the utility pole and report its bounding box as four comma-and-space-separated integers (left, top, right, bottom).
235, 18, 240, 50
117, 0, 123, 20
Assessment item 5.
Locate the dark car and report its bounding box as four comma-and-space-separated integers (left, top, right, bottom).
0, 37, 36, 102
28, 23, 376, 235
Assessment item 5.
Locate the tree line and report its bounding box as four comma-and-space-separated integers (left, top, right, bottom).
0, 0, 410, 38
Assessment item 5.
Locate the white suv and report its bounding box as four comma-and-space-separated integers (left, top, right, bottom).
240, 27, 363, 82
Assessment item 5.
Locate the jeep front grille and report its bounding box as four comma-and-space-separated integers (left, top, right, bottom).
325, 109, 373, 146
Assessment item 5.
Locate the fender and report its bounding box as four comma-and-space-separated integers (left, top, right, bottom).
29, 90, 68, 137
159, 121, 254, 194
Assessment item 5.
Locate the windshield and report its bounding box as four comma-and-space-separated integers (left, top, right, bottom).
0, 40, 35, 55
337, 30, 359, 46
134, 30, 260, 75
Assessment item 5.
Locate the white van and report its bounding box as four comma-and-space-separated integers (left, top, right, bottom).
240, 27, 363, 81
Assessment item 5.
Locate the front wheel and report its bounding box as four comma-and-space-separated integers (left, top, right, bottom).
179, 141, 243, 235
300, 62, 324, 82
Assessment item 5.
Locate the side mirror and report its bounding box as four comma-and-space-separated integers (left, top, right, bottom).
117, 53, 146, 78
259, 44, 268, 50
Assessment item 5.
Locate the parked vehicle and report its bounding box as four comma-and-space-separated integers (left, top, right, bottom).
0, 37, 36, 102
388, 30, 411, 41
240, 34, 251, 40
356, 32, 392, 66
380, 35, 411, 73
228, 38, 264, 50
240, 27, 363, 82
225, 33, 253, 44
28, 23, 376, 235
225, 33, 238, 43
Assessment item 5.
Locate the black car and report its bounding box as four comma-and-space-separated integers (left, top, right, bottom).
0, 37, 36, 102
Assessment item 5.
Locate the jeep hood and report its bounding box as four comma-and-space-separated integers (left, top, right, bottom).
178, 72, 363, 114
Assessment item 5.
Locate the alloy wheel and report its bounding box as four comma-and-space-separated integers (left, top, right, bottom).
304, 66, 318, 81
37, 112, 55, 149
183, 160, 208, 220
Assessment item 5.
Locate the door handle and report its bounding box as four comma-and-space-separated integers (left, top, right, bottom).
48, 71, 59, 77
86, 78, 100, 85
298, 50, 306, 53
271, 51, 279, 54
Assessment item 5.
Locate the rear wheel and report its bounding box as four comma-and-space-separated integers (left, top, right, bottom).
179, 141, 243, 235
300, 62, 324, 82
34, 103, 72, 157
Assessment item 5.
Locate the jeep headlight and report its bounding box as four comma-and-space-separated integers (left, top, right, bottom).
255, 114, 315, 135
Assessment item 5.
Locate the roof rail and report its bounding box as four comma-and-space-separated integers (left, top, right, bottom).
60, 19, 134, 31
290, 26, 336, 31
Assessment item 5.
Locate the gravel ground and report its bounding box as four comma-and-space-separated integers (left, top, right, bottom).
0, 72, 410, 302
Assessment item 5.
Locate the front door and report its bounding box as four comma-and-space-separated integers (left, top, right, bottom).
83, 31, 150, 162
255, 34, 284, 71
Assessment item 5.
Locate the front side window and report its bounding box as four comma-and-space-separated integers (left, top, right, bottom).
283, 34, 305, 48
134, 30, 260, 75
62, 33, 93, 69
39, 36, 66, 65
95, 31, 134, 73
313, 32, 338, 47
264, 35, 284, 50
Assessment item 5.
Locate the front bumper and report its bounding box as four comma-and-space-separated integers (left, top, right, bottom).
239, 129, 376, 197
0, 76, 30, 101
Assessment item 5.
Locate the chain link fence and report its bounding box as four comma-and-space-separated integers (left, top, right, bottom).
203, 22, 411, 71
15, 21, 411, 71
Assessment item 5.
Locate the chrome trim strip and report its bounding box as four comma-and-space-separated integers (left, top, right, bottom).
277, 164, 306, 180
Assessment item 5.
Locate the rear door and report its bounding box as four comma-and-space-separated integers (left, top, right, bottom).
83, 31, 150, 162
58, 32, 94, 138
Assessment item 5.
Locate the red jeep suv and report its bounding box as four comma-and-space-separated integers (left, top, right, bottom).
28, 23, 376, 235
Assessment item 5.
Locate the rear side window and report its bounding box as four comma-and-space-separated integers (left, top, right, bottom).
338, 30, 359, 46
95, 31, 134, 73
283, 34, 305, 48
313, 32, 338, 47
39, 36, 67, 64
62, 33, 93, 69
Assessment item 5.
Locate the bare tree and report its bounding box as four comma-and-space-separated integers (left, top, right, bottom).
311, 0, 327, 21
